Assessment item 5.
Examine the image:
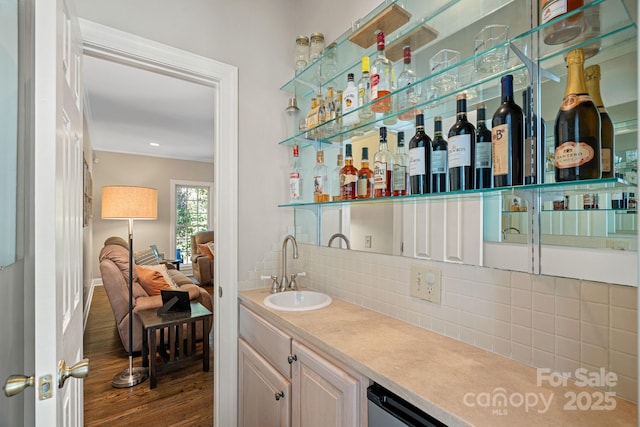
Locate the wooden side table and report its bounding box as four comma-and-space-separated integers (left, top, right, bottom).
139, 302, 212, 389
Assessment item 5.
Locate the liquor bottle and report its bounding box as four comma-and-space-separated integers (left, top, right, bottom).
342, 73, 360, 128
357, 57, 372, 121
305, 96, 320, 139
357, 147, 374, 199
313, 150, 329, 202
289, 145, 302, 202
584, 64, 614, 179
332, 154, 343, 201
541, 0, 585, 45
340, 144, 358, 200
522, 87, 547, 184
324, 86, 337, 134
492, 75, 524, 188
370, 31, 392, 113
475, 102, 492, 189
554, 48, 601, 182
409, 113, 432, 194
431, 116, 448, 193
397, 46, 420, 121
335, 90, 343, 130
373, 127, 393, 197
392, 131, 408, 196
383, 69, 397, 126
448, 93, 475, 191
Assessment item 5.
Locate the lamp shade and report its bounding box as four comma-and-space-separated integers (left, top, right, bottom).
101, 186, 158, 220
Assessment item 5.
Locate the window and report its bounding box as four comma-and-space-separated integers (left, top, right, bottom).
171, 180, 213, 265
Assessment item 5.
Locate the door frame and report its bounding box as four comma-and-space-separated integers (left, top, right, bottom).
80, 20, 239, 426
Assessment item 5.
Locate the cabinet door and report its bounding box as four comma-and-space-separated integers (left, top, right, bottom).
239, 339, 291, 427
291, 341, 359, 427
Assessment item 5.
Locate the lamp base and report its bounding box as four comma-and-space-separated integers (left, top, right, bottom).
112, 367, 148, 388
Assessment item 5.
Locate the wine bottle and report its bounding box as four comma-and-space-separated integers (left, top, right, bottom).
492, 75, 524, 188
448, 93, 475, 191
409, 113, 432, 194
313, 150, 329, 202
431, 116, 448, 193
392, 132, 408, 196
475, 103, 492, 189
584, 64, 614, 179
373, 127, 393, 197
541, 0, 585, 45
370, 31, 392, 113
522, 87, 547, 184
357, 147, 374, 199
340, 144, 358, 199
554, 48, 601, 182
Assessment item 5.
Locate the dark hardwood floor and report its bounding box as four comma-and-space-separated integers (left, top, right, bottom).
83, 285, 214, 426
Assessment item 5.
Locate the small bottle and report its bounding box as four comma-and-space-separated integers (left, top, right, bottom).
370, 31, 392, 113
397, 46, 420, 121
306, 96, 320, 139
392, 132, 408, 196
584, 64, 614, 179
522, 87, 547, 184
383, 69, 398, 126
325, 86, 337, 134
448, 93, 476, 191
431, 116, 448, 193
541, 0, 585, 45
373, 127, 393, 197
409, 113, 432, 195
554, 48, 601, 182
340, 144, 358, 200
475, 103, 492, 189
342, 73, 360, 128
358, 56, 372, 121
289, 145, 303, 202
357, 147, 374, 199
309, 32, 325, 62
492, 75, 524, 188
332, 154, 343, 201
313, 150, 329, 202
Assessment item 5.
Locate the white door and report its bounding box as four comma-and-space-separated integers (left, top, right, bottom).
32, 0, 86, 424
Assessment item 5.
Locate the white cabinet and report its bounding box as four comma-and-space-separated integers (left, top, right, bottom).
239, 304, 365, 426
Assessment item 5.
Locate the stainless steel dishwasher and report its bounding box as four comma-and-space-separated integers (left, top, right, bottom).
367, 383, 448, 427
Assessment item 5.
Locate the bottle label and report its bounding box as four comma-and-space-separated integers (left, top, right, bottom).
313, 175, 324, 195
554, 141, 596, 169
475, 142, 492, 169
409, 148, 426, 176
290, 173, 300, 200
431, 151, 447, 174
357, 175, 370, 197
560, 94, 593, 111
448, 134, 471, 168
542, 0, 567, 24
373, 161, 388, 189
602, 147, 611, 173
340, 173, 357, 198
492, 124, 509, 176
342, 86, 360, 126
392, 164, 406, 191
370, 72, 380, 99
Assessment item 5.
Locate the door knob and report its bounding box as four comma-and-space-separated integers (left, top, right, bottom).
58, 358, 89, 388
3, 375, 35, 397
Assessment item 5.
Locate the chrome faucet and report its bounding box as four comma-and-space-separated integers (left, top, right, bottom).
502, 226, 521, 240
328, 233, 351, 250
280, 235, 299, 292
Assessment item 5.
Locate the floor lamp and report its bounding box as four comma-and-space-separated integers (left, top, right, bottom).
101, 185, 158, 388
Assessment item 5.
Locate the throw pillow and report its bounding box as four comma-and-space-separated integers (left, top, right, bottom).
135, 265, 171, 296
134, 248, 159, 266
206, 241, 215, 259
137, 264, 178, 289
198, 242, 214, 259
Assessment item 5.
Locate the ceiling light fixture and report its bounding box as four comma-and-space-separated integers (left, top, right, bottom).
149, 142, 160, 147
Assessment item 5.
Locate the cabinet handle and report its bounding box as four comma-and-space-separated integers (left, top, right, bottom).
287, 354, 297, 364
275, 391, 285, 401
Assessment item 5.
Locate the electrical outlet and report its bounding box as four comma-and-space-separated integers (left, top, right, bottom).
365, 235, 372, 248
409, 264, 441, 304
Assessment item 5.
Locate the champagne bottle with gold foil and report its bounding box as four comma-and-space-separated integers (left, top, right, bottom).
554, 48, 601, 182
584, 64, 614, 179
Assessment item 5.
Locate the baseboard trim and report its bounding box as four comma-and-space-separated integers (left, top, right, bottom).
84, 278, 103, 331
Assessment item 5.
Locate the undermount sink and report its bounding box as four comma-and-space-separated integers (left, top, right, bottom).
263, 291, 332, 312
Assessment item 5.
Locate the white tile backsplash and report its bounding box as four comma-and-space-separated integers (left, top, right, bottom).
240, 243, 638, 402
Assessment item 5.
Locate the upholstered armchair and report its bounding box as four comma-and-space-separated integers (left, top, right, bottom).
190, 230, 214, 285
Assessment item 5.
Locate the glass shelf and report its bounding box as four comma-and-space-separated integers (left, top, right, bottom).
280, 0, 637, 149
279, 177, 633, 208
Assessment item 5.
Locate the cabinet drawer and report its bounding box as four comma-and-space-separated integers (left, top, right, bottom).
239, 304, 292, 377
